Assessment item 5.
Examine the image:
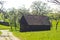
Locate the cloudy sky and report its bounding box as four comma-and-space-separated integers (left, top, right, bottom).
2, 0, 37, 9
0, 0, 60, 12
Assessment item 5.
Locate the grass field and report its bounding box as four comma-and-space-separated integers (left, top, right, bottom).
12, 20, 60, 40
0, 20, 60, 40
0, 31, 2, 35
0, 25, 10, 30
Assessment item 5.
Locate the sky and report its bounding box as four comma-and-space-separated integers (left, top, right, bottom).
2, 0, 37, 9
0, 0, 60, 12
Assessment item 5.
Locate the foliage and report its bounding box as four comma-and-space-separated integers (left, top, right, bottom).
5, 7, 30, 30
47, 13, 60, 30
31, 1, 51, 15
48, 0, 60, 5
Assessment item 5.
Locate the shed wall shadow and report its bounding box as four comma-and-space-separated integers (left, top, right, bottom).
20, 25, 51, 32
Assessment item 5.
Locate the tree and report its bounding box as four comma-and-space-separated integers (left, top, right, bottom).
53, 13, 60, 30
48, 0, 60, 30
0, 0, 4, 9
48, 13, 60, 30
31, 1, 51, 15
18, 6, 30, 21
48, 0, 60, 5
7, 8, 18, 30
7, 6, 30, 31
0, 0, 6, 21
18, 6, 30, 15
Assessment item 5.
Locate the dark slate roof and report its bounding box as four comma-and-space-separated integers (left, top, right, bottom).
24, 15, 50, 25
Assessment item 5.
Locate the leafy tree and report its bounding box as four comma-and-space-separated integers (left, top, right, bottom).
48, 0, 60, 30
54, 13, 60, 30
7, 6, 30, 31
31, 1, 51, 15
0, 0, 6, 21
7, 8, 18, 30
48, 13, 60, 30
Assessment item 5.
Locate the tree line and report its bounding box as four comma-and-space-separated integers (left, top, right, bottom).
0, 0, 60, 30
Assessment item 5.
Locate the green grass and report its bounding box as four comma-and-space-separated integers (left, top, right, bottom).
0, 31, 2, 35
0, 25, 10, 30
0, 20, 60, 40
12, 20, 60, 40
13, 30, 59, 40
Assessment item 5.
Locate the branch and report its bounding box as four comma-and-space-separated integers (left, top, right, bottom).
48, 0, 60, 5
55, 0, 60, 4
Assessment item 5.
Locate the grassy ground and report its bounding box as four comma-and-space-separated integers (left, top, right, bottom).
0, 20, 60, 40
0, 31, 2, 35
12, 20, 60, 40
0, 25, 10, 30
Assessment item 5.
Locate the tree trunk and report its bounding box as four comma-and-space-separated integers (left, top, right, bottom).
14, 21, 17, 30
10, 22, 13, 31
56, 20, 59, 30
14, 16, 17, 31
